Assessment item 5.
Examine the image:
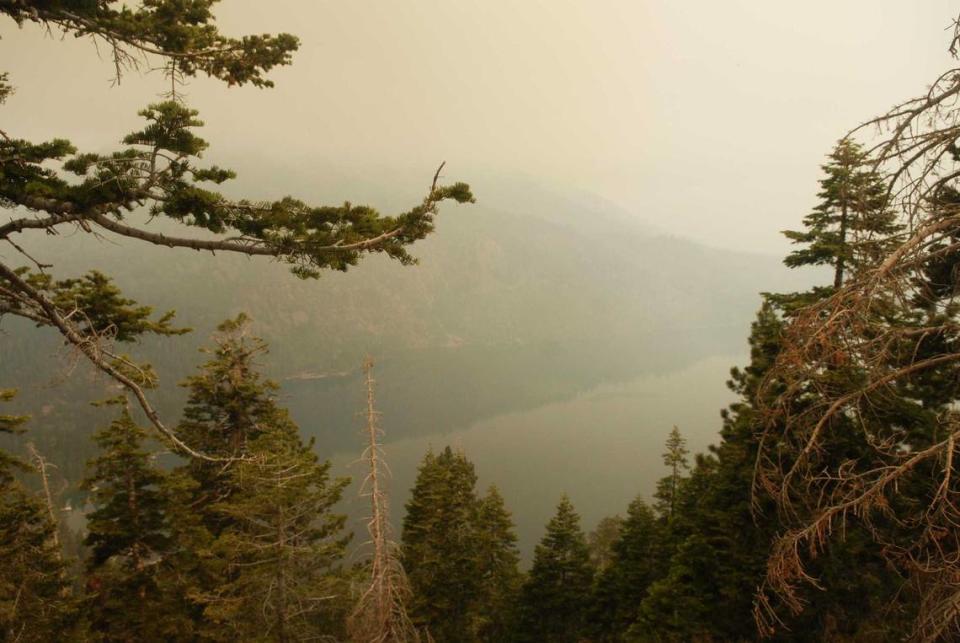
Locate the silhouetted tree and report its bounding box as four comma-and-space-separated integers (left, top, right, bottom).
514, 495, 594, 643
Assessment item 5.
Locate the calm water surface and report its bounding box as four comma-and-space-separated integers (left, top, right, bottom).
331, 354, 743, 560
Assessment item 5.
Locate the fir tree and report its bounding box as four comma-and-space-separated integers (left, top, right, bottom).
514, 495, 594, 643
81, 401, 179, 641
589, 497, 662, 641
587, 515, 624, 573
172, 317, 351, 640
633, 140, 910, 638
200, 415, 351, 641
176, 314, 279, 534
0, 390, 73, 641
653, 426, 689, 521
401, 446, 482, 641
783, 138, 899, 290
634, 451, 757, 641
473, 485, 522, 643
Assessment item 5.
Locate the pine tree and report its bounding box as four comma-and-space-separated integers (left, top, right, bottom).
783, 138, 900, 291
171, 316, 351, 640
0, 389, 73, 641
634, 448, 765, 641
587, 515, 623, 573
473, 485, 522, 642
200, 417, 351, 641
82, 401, 179, 641
653, 426, 689, 521
589, 497, 662, 641
621, 139, 917, 640
176, 314, 279, 534
632, 140, 910, 638
514, 495, 594, 643
401, 446, 482, 641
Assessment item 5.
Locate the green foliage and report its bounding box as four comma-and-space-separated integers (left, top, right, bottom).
402, 446, 483, 640
629, 139, 914, 639
0, 0, 473, 473
81, 402, 183, 641
0, 71, 12, 104
17, 269, 188, 342
168, 317, 351, 640
514, 495, 594, 643
473, 485, 522, 643
0, 99, 474, 279
653, 425, 688, 520
0, 388, 28, 480
197, 410, 351, 640
630, 301, 803, 641
0, 391, 74, 642
175, 314, 280, 527
587, 514, 623, 573
1, 0, 299, 88
589, 497, 662, 642
782, 138, 900, 291
400, 449, 521, 642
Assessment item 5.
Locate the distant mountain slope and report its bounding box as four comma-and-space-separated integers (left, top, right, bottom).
0, 177, 810, 485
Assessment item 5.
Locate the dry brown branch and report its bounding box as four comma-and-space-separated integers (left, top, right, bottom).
753, 29, 960, 637
25, 442, 61, 558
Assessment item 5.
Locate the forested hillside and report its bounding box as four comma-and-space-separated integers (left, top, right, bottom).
1, 179, 808, 485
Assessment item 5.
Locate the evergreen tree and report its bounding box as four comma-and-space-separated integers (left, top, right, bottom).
401, 446, 482, 641
0, 390, 73, 641
589, 497, 662, 641
633, 300, 897, 641
783, 138, 899, 290
633, 141, 910, 641
176, 314, 279, 533
171, 317, 351, 640
82, 401, 180, 641
514, 495, 594, 643
587, 515, 624, 573
200, 414, 351, 641
473, 485, 522, 643
634, 445, 764, 641
653, 426, 689, 521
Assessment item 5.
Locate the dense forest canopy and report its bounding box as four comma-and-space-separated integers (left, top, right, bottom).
6, 2, 960, 642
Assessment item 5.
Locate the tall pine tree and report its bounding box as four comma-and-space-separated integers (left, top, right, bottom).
589, 496, 662, 642
653, 426, 689, 521
82, 401, 182, 641
401, 446, 482, 641
200, 416, 351, 641
634, 139, 909, 640
171, 316, 351, 640
176, 314, 277, 527
473, 485, 522, 643
783, 138, 900, 292
514, 495, 594, 643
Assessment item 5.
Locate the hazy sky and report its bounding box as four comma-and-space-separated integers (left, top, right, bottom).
2, 1, 958, 252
